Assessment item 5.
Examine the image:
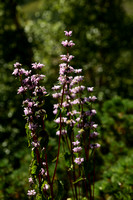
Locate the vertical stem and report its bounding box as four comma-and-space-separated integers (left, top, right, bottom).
87, 103, 93, 200
41, 116, 54, 199
52, 121, 62, 184
89, 173, 92, 200
80, 97, 90, 199
82, 113, 93, 199
71, 132, 78, 200
45, 152, 54, 199
83, 174, 89, 199
73, 162, 78, 200
93, 151, 95, 200
33, 134, 42, 186
86, 132, 92, 200
52, 84, 65, 184
78, 166, 81, 200
68, 171, 76, 200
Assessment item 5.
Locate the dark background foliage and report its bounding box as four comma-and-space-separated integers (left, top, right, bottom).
0, 0, 133, 199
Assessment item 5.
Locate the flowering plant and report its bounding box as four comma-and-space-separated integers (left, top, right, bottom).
13, 31, 100, 200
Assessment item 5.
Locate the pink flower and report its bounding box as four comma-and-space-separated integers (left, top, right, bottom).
85, 109, 96, 116
56, 130, 67, 135
52, 85, 61, 90
40, 168, 45, 175
31, 141, 40, 147
28, 122, 37, 130
89, 96, 97, 102
17, 86, 27, 94
70, 76, 84, 86
52, 93, 62, 98
32, 62, 44, 69
12, 68, 19, 76
70, 99, 80, 105
53, 109, 58, 115
91, 109, 97, 115
54, 117, 67, 124
28, 101, 34, 107
90, 143, 100, 149
14, 62, 22, 68
43, 184, 49, 191
74, 69, 82, 73
27, 189, 36, 196
67, 119, 76, 126
72, 140, 80, 146
61, 40, 68, 47
33, 86, 47, 96
67, 65, 75, 73
31, 74, 45, 85
90, 132, 99, 138
84, 96, 97, 102
53, 104, 59, 109
73, 146, 82, 152
24, 70, 31, 76
68, 40, 75, 47
76, 133, 81, 139
59, 66, 66, 75
76, 117, 81, 122
19, 68, 29, 75
70, 85, 85, 94
74, 157, 84, 165
87, 87, 94, 92
60, 55, 68, 61
42, 162, 46, 166
91, 123, 98, 129
59, 63, 67, 68
64, 31, 72, 36
28, 177, 33, 183
62, 101, 69, 107
61, 40, 75, 47
60, 54, 74, 62
24, 107, 32, 116
68, 55, 74, 62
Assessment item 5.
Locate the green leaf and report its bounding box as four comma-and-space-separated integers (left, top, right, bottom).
31, 164, 37, 175
41, 180, 48, 193
25, 122, 31, 147
36, 194, 42, 200
72, 176, 85, 184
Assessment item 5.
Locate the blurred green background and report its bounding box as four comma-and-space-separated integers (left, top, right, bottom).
0, 0, 133, 199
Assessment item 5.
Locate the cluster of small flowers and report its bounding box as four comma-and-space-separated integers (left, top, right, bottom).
76, 86, 100, 150
12, 62, 47, 133
52, 31, 100, 165
27, 180, 49, 196
13, 62, 46, 95
13, 62, 49, 196
72, 140, 84, 165
71, 88, 99, 164
52, 31, 84, 137
28, 162, 49, 195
